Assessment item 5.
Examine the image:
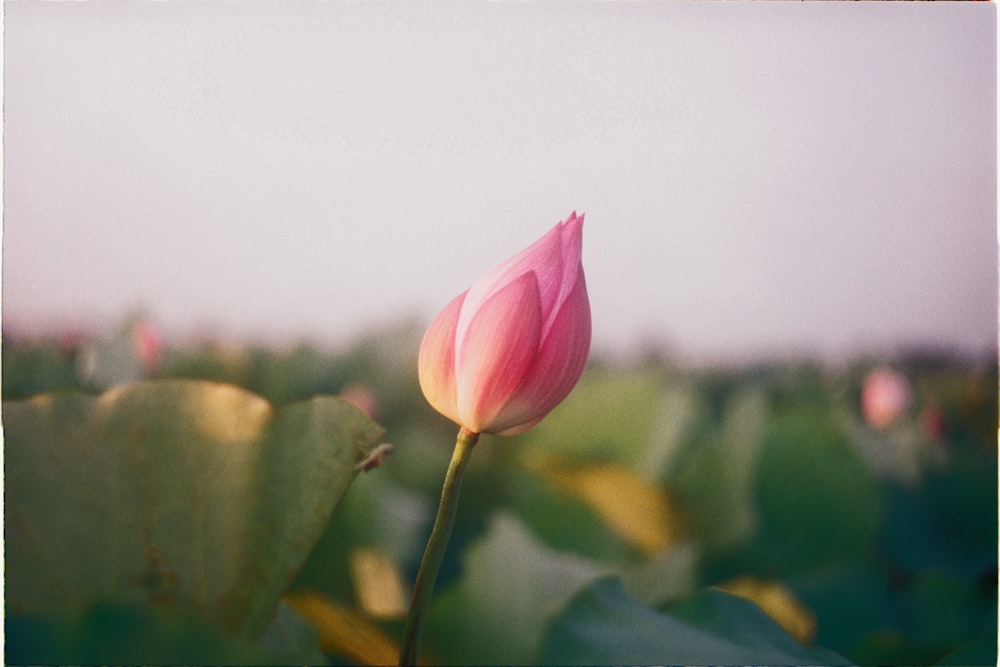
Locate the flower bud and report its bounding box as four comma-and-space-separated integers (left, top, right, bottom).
419, 212, 592, 435
861, 366, 911, 430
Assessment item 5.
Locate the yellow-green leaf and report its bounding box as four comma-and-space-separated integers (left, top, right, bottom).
5, 379, 385, 639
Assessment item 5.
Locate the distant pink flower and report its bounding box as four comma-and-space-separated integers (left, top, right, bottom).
131, 319, 163, 374
861, 367, 911, 430
57, 327, 86, 359
419, 212, 591, 435
340, 383, 380, 420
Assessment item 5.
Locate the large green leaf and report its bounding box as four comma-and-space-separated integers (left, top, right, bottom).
5, 380, 385, 641
423, 512, 610, 665
538, 576, 850, 665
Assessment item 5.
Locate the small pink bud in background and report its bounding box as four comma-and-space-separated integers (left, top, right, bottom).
130, 319, 164, 374
419, 212, 592, 436
340, 383, 381, 420
57, 327, 86, 360
861, 367, 912, 430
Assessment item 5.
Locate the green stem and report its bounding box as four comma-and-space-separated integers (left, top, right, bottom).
399, 427, 479, 666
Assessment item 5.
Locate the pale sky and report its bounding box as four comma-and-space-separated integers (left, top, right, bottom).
3, 2, 996, 363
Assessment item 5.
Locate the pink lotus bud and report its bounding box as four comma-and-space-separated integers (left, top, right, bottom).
130, 319, 163, 374
861, 367, 912, 430
339, 383, 381, 420
419, 212, 592, 436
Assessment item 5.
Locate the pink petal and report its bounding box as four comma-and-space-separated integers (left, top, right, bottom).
455, 271, 543, 433
457, 218, 566, 346
547, 212, 585, 339
417, 291, 465, 427
494, 267, 591, 432
494, 415, 544, 437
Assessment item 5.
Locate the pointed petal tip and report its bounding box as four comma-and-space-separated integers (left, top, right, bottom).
563, 211, 585, 231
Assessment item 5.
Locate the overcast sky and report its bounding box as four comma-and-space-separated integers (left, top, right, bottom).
3, 2, 996, 363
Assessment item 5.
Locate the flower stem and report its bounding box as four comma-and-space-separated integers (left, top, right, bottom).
399, 427, 479, 666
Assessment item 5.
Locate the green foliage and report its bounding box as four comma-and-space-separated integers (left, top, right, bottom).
5, 379, 385, 663
520, 367, 666, 466
424, 513, 610, 664
6, 602, 267, 665
668, 386, 769, 553
936, 631, 999, 667
755, 403, 882, 572
2, 336, 87, 398
505, 468, 635, 564
538, 577, 849, 665
3, 321, 996, 665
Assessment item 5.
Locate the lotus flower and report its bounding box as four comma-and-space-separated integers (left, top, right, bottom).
419, 212, 592, 435
861, 367, 912, 430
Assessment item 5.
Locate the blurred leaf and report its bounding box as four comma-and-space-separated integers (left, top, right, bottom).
524, 454, 687, 555
880, 451, 998, 577
285, 590, 399, 666
845, 419, 938, 485
5, 603, 265, 665
786, 562, 895, 664
716, 575, 817, 644
521, 368, 664, 466
667, 583, 850, 665
935, 631, 998, 666
5, 380, 385, 647
622, 541, 700, 607
637, 382, 704, 480
753, 403, 881, 573
505, 467, 633, 563
294, 473, 433, 605
669, 386, 768, 553
898, 570, 997, 662
423, 512, 610, 665
255, 601, 329, 665
538, 577, 849, 665
349, 547, 409, 619
2, 338, 84, 399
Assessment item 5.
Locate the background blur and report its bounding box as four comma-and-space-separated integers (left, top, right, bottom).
3, 3, 997, 666
2, 2, 996, 363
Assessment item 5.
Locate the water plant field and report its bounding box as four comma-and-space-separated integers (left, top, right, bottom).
4, 321, 996, 665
